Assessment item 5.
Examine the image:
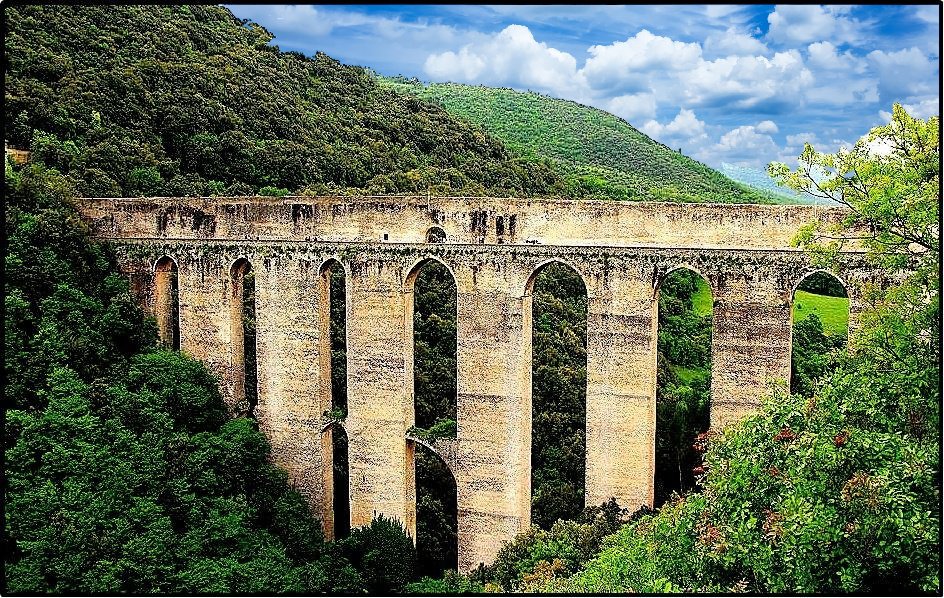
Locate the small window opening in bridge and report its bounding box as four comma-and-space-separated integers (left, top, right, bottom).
321, 259, 350, 540
654, 268, 713, 507
154, 256, 180, 351
383, 233, 389, 241
790, 271, 849, 398
496, 216, 504, 236
425, 226, 447, 244
231, 258, 257, 419
406, 258, 458, 575
525, 261, 587, 529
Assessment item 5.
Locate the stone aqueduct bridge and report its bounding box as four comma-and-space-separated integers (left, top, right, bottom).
79, 195, 872, 571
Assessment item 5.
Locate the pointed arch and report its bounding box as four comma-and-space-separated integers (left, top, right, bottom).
153, 255, 180, 350
404, 256, 458, 576
789, 269, 850, 396
525, 259, 588, 528
229, 257, 256, 418
653, 266, 713, 507
318, 258, 350, 540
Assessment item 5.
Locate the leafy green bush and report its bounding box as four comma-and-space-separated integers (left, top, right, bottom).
337, 514, 416, 594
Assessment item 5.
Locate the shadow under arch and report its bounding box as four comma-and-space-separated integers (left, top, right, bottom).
789, 269, 850, 397
653, 265, 713, 507
404, 256, 458, 577
524, 259, 588, 529
153, 255, 180, 350
229, 257, 256, 418
318, 258, 350, 540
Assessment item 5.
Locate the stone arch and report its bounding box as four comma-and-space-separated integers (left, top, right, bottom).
523, 258, 590, 297
426, 226, 447, 243
403, 255, 459, 428
789, 268, 849, 298
407, 435, 459, 575
523, 259, 589, 528
788, 269, 850, 396
653, 265, 713, 507
153, 255, 180, 350
318, 258, 350, 540
229, 257, 256, 417
322, 420, 350, 540
403, 256, 458, 574
404, 255, 457, 291
654, 262, 714, 300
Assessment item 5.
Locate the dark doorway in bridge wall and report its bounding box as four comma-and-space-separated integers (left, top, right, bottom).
231, 258, 257, 418
654, 268, 713, 507
406, 259, 458, 576
790, 270, 849, 398
154, 256, 180, 351
322, 259, 350, 540
526, 261, 588, 528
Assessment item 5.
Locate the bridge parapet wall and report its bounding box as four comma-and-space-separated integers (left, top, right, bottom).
80, 195, 851, 251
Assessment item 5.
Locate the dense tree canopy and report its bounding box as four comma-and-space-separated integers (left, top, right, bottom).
5, 5, 567, 199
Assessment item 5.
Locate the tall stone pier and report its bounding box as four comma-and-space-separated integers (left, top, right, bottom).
78, 195, 871, 571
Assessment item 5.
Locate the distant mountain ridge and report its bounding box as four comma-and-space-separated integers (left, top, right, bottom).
380, 78, 811, 205
719, 163, 836, 205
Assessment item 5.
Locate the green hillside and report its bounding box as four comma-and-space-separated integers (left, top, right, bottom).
4, 6, 565, 198
380, 79, 780, 204
793, 290, 850, 337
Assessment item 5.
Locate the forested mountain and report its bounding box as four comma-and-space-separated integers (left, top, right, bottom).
380, 79, 784, 204
4, 5, 565, 198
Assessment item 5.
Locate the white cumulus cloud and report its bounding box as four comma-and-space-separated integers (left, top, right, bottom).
641, 109, 709, 152
867, 47, 938, 102
424, 25, 587, 98
704, 27, 769, 57
582, 30, 702, 91
766, 4, 861, 46
684, 50, 814, 110
607, 93, 658, 123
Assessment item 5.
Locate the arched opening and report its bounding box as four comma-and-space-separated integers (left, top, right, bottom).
320, 259, 350, 540
154, 256, 179, 351
425, 226, 447, 244
405, 258, 457, 575
414, 444, 458, 576
790, 271, 849, 397
230, 258, 257, 418
525, 261, 587, 528
654, 267, 712, 507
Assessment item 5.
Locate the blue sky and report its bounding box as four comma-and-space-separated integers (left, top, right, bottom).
226, 4, 940, 169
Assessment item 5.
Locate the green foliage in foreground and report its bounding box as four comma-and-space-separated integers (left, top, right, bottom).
5, 4, 566, 198
4, 163, 418, 595
381, 78, 780, 204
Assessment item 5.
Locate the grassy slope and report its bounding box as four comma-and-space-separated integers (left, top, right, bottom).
692, 277, 713, 317
793, 290, 850, 336
381, 79, 792, 204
